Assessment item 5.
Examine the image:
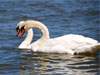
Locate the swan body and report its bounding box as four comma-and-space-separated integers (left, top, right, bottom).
16, 20, 100, 55
30, 34, 99, 54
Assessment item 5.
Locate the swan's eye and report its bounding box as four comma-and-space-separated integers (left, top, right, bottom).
16, 26, 19, 31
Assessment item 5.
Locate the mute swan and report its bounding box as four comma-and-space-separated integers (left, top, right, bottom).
16, 20, 100, 55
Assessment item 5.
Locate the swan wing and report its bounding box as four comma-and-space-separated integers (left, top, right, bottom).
30, 34, 99, 55
45, 34, 99, 54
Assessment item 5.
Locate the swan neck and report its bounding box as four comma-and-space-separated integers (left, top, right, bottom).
25, 28, 33, 44
40, 25, 50, 40
19, 29, 33, 48
28, 21, 50, 40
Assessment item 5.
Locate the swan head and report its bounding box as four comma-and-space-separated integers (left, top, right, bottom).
16, 20, 35, 38
16, 21, 27, 38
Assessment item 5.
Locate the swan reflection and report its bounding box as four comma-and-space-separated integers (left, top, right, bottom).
19, 52, 99, 75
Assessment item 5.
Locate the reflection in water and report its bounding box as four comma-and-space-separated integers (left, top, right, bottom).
19, 51, 100, 75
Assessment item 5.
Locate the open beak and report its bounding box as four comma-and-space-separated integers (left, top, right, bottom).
16, 27, 25, 38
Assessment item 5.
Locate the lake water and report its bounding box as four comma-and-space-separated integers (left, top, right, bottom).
0, 0, 100, 75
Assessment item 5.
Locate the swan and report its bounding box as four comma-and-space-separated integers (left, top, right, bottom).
16, 20, 100, 55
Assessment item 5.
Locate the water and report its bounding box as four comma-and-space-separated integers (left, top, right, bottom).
0, 0, 100, 75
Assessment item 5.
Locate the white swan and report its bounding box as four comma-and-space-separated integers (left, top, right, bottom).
16, 20, 100, 55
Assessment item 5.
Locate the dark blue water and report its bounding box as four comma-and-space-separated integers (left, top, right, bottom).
0, 0, 100, 75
